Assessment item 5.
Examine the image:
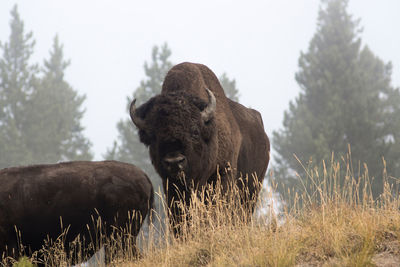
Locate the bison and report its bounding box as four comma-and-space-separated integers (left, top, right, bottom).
0, 160, 153, 264
130, 62, 270, 235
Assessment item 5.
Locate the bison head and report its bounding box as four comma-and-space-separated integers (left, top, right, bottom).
130, 89, 217, 186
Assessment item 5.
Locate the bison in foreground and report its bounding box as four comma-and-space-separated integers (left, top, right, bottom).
130, 62, 270, 235
0, 160, 153, 264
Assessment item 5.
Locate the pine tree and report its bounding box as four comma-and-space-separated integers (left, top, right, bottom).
0, 5, 38, 167
272, 0, 400, 198
133, 44, 173, 107
26, 35, 92, 163
0, 6, 92, 168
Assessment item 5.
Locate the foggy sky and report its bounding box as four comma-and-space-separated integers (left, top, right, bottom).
0, 0, 399, 160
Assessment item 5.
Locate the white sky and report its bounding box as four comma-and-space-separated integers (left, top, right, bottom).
0, 0, 399, 161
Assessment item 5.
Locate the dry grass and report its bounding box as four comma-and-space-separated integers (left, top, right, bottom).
5, 154, 400, 267
127, 155, 400, 267
130, 202, 399, 267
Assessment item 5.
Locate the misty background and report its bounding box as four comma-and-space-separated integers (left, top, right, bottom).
1, 0, 400, 209
1, 0, 399, 162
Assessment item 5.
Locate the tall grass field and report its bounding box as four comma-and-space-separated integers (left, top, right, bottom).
3, 154, 400, 266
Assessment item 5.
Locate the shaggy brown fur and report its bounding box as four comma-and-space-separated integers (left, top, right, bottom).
132, 62, 270, 235
0, 160, 153, 262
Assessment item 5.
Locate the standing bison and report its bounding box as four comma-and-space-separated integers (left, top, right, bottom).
130, 62, 270, 235
0, 160, 153, 263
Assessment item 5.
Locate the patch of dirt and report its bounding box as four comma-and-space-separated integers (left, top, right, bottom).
296, 252, 400, 267
372, 252, 400, 267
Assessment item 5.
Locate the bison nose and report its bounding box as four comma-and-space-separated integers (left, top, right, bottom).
162, 154, 187, 172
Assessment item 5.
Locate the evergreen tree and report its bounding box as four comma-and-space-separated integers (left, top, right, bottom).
273, 0, 400, 199
26, 35, 92, 163
0, 6, 92, 168
134, 44, 173, 107
0, 5, 38, 167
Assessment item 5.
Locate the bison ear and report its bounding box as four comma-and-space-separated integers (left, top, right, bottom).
200, 88, 216, 123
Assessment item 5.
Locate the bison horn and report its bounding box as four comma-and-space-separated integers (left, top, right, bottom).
130, 99, 146, 129
201, 88, 216, 122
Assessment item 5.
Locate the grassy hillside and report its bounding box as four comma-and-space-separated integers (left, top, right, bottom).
5, 157, 400, 266
127, 160, 400, 267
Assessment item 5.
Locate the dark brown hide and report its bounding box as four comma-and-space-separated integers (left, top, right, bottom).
0, 160, 153, 261
131, 62, 270, 235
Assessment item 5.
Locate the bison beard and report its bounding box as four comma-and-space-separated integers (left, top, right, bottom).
130, 62, 270, 236
0, 161, 154, 265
